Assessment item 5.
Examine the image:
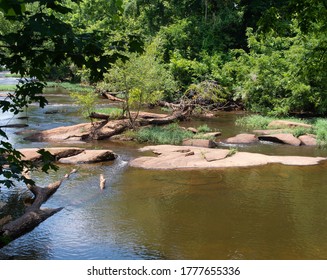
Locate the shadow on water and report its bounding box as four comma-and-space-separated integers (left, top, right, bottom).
1, 75, 327, 259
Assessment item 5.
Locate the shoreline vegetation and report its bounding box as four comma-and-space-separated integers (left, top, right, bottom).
236, 115, 327, 146
0, 81, 93, 93
1, 79, 327, 147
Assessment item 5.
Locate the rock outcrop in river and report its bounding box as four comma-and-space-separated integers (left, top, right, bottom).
19, 147, 117, 164
130, 145, 326, 169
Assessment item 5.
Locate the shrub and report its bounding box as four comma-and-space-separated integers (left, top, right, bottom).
220, 22, 327, 115
235, 115, 275, 130
95, 107, 124, 119
197, 124, 212, 133
292, 127, 313, 138
315, 119, 327, 146
135, 123, 193, 145
70, 91, 97, 121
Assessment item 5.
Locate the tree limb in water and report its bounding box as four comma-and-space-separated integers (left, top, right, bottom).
0, 169, 76, 248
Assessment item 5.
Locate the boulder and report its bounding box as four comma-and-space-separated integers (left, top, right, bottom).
203, 150, 230, 162
268, 120, 312, 129
258, 133, 301, 146
299, 135, 317, 146
225, 133, 258, 144
182, 139, 216, 148
58, 149, 117, 164
26, 119, 130, 142
25, 122, 93, 142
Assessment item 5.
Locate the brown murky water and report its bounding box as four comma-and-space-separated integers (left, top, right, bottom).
1, 77, 327, 259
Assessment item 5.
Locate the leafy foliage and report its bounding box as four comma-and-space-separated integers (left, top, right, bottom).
220, 21, 327, 115
95, 107, 124, 119
315, 119, 327, 146
102, 42, 177, 125
135, 123, 194, 145
70, 91, 97, 122
0, 0, 130, 187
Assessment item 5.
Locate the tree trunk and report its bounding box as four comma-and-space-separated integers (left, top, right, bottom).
138, 109, 191, 126
0, 170, 75, 248
102, 93, 125, 103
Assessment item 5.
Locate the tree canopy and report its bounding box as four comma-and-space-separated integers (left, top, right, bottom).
0, 0, 140, 187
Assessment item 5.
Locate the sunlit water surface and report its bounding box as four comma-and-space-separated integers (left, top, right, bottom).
1, 74, 327, 259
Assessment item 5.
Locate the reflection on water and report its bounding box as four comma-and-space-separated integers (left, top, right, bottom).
1, 158, 327, 260
1, 76, 327, 259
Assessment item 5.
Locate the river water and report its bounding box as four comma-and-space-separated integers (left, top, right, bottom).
1, 74, 327, 260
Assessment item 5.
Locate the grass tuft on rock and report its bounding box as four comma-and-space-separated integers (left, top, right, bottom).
95, 107, 124, 119
135, 123, 194, 145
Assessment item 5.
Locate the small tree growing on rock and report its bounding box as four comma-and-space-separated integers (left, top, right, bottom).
70, 91, 97, 124
102, 43, 177, 128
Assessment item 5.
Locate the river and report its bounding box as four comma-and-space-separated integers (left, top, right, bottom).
1, 74, 327, 260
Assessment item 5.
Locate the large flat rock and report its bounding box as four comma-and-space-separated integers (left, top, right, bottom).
129, 145, 325, 170
25, 119, 130, 142
58, 150, 117, 164
19, 147, 84, 161
18, 147, 117, 164
268, 120, 312, 129
25, 123, 93, 141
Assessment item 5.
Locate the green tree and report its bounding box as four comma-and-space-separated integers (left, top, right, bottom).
0, 0, 137, 187
102, 41, 177, 126
221, 19, 327, 115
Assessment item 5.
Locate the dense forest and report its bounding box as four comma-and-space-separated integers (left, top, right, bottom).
1, 0, 326, 116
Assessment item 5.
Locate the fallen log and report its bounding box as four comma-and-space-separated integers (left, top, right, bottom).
157, 100, 181, 111
102, 93, 125, 103
138, 108, 191, 126
0, 124, 29, 128
0, 170, 75, 248
89, 111, 168, 121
